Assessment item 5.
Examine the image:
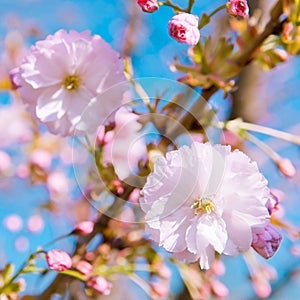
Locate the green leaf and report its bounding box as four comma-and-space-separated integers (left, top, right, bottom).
199, 13, 210, 29
2, 264, 14, 283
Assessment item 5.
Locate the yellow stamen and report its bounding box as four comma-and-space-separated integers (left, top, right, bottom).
63, 75, 80, 91
192, 197, 215, 216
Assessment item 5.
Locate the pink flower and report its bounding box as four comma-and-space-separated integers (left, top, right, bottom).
168, 13, 200, 46
4, 214, 23, 232
0, 103, 32, 147
140, 142, 270, 269
15, 29, 127, 136
47, 171, 69, 201
137, 0, 159, 13
211, 280, 229, 298
102, 107, 147, 180
87, 276, 112, 295
0, 151, 11, 174
251, 223, 282, 259
46, 249, 72, 271
30, 149, 52, 170
76, 260, 93, 275
73, 221, 94, 235
227, 0, 249, 17
27, 214, 44, 233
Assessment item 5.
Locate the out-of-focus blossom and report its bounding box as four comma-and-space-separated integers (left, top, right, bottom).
16, 164, 30, 179
73, 221, 94, 235
137, 0, 159, 13
86, 275, 112, 295
102, 107, 147, 180
0, 151, 11, 174
226, 0, 249, 17
76, 260, 93, 275
14, 29, 127, 136
251, 224, 282, 259
46, 171, 69, 201
150, 281, 169, 299
0, 103, 32, 148
211, 280, 229, 298
30, 149, 52, 170
168, 13, 200, 46
275, 157, 296, 178
46, 249, 72, 271
0, 30, 27, 90
15, 236, 29, 252
252, 276, 272, 299
140, 142, 270, 269
4, 214, 23, 232
128, 188, 140, 204
27, 214, 44, 233
210, 260, 226, 276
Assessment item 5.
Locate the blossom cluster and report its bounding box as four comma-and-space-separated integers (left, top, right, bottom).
1, 0, 299, 299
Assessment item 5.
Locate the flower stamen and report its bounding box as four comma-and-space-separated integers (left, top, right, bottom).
192, 196, 215, 216
63, 75, 80, 91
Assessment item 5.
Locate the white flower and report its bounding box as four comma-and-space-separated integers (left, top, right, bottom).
15, 29, 127, 136
140, 142, 271, 269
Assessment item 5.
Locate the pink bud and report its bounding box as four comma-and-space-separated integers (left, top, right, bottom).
252, 277, 272, 298
137, 0, 159, 13
46, 249, 72, 271
150, 281, 169, 298
76, 260, 93, 275
227, 0, 249, 17
129, 188, 140, 204
168, 13, 200, 46
9, 67, 21, 90
251, 224, 282, 259
96, 125, 105, 145
27, 214, 44, 233
211, 280, 229, 298
86, 276, 112, 295
74, 221, 94, 235
276, 158, 296, 178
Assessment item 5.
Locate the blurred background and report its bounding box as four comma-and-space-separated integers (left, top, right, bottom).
0, 0, 300, 299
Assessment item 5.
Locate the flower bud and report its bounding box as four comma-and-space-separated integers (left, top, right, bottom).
276, 157, 296, 178
87, 275, 112, 295
9, 67, 21, 90
211, 280, 229, 298
251, 224, 282, 259
73, 221, 94, 235
76, 260, 93, 275
46, 249, 72, 271
227, 0, 249, 17
168, 13, 200, 46
137, 0, 159, 13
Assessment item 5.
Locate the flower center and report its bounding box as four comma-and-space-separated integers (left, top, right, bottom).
192, 196, 215, 216
63, 75, 80, 91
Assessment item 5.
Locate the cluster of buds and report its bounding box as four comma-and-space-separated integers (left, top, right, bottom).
137, 0, 249, 46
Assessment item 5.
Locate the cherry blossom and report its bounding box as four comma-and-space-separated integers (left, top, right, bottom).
140, 142, 271, 269
14, 29, 127, 136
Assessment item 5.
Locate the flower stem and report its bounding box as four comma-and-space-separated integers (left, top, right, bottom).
243, 132, 280, 162
158, 1, 184, 12
185, 0, 195, 13
208, 4, 227, 19
230, 119, 300, 145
